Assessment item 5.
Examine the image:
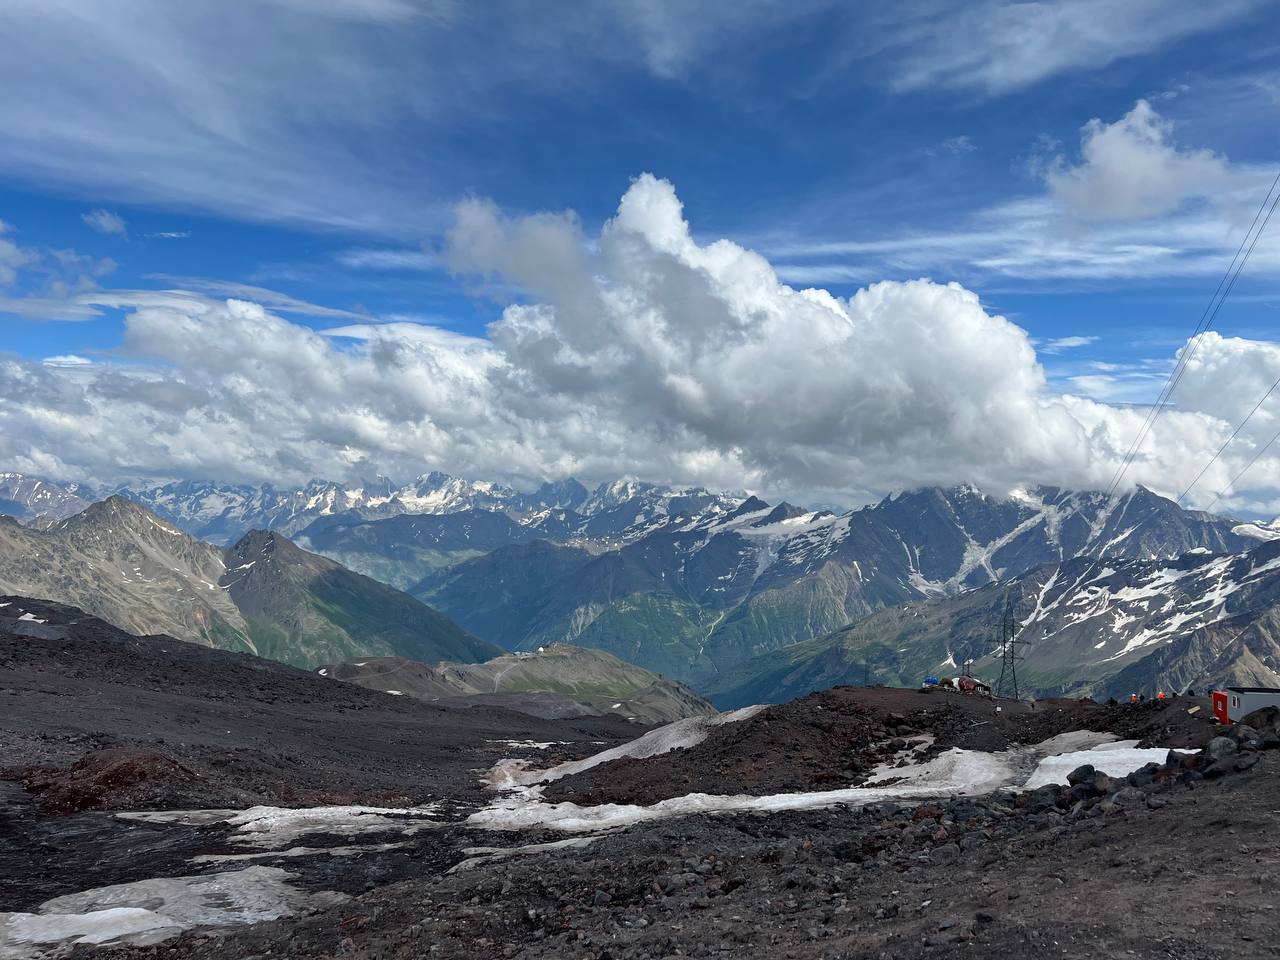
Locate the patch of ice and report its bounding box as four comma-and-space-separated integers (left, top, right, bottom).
1234, 520, 1280, 542
487, 740, 563, 750
1021, 739, 1189, 789
119, 804, 441, 850
471, 729, 1173, 836
0, 867, 344, 959
483, 705, 766, 790
469, 747, 1021, 834
17, 612, 46, 623
386, 690, 403, 696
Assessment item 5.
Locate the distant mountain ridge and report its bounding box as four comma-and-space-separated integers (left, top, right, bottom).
319, 643, 716, 724
4, 471, 1275, 697
0, 495, 496, 669
0, 471, 745, 546
416, 485, 1266, 686
711, 537, 1280, 707
0, 472, 93, 524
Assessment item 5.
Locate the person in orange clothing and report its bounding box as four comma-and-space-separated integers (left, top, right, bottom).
1130, 693, 1138, 704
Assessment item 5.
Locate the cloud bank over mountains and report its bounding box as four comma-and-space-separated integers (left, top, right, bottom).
4, 174, 1280, 512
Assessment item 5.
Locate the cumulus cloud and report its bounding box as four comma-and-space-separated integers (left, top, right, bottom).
1046, 100, 1233, 221
81, 209, 128, 237
5, 175, 1280, 510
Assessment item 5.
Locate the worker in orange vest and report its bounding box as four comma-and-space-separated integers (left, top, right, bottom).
1157, 691, 1166, 700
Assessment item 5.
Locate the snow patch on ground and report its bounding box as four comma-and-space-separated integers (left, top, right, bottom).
469, 747, 1021, 834
1022, 740, 1188, 789
119, 804, 442, 850
487, 740, 564, 750
471, 728, 1172, 836
0, 867, 344, 959
483, 705, 767, 790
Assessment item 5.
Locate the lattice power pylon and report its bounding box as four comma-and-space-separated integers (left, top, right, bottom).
994, 592, 1026, 700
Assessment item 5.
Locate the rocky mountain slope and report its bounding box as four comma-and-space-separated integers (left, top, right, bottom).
117, 473, 740, 546
0, 496, 496, 669
222, 529, 501, 667
712, 538, 1280, 707
418, 485, 1261, 687
0, 472, 92, 524
292, 481, 743, 586
0, 595, 639, 816
319, 643, 715, 724
0, 497, 252, 652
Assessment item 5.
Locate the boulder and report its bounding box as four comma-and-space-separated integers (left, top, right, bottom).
1229, 724, 1261, 745
1240, 706, 1280, 738
1204, 737, 1238, 761
1066, 764, 1095, 786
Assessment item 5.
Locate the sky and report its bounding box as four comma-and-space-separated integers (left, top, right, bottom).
2, 0, 1280, 513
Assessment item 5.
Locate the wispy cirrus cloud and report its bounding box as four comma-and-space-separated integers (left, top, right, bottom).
333, 247, 436, 271
1042, 335, 1099, 353
769, 100, 1279, 286
81, 209, 127, 238
876, 0, 1258, 95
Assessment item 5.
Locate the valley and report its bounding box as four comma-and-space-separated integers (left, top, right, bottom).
4, 594, 1279, 960
4, 472, 1279, 699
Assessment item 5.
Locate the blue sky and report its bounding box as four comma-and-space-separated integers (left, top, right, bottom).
2, 1, 1280, 510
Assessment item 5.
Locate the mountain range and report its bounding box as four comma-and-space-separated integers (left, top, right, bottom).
415, 485, 1263, 686
712, 536, 1280, 707
0, 495, 498, 669
4, 471, 1280, 701
0, 471, 741, 547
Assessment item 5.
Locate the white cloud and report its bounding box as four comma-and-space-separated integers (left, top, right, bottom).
940, 135, 976, 155
0, 0, 843, 234
333, 248, 436, 271
144, 231, 190, 240
1043, 335, 1098, 353
1046, 100, 1233, 221
41, 354, 94, 367
8, 175, 1280, 511
881, 0, 1256, 95
764, 102, 1280, 284
0, 219, 37, 287
81, 209, 127, 237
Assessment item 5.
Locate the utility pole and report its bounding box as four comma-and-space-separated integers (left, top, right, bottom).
995, 592, 1025, 700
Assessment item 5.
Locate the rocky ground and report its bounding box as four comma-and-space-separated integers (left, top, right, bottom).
0, 596, 643, 812
543, 686, 1215, 806
4, 596, 1278, 960
95, 710, 1280, 960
